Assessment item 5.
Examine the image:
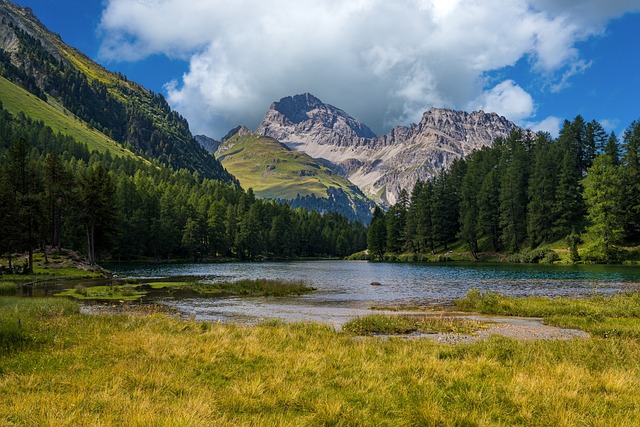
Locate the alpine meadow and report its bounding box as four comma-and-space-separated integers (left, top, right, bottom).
2, 1, 640, 426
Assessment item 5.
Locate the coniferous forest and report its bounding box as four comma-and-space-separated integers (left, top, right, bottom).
368, 116, 640, 263
0, 102, 367, 272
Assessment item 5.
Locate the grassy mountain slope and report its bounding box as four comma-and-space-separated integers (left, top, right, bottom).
216, 130, 374, 222
0, 0, 233, 182
0, 75, 136, 158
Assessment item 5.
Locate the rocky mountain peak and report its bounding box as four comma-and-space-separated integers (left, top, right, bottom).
257, 94, 518, 205
257, 93, 377, 144
222, 125, 251, 141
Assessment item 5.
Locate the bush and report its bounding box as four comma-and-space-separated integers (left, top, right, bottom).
512, 248, 560, 264
583, 245, 625, 264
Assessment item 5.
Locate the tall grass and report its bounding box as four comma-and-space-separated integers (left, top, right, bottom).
456, 288, 640, 338
343, 314, 482, 335
1, 294, 640, 425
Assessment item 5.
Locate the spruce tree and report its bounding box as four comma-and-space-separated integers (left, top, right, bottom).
367, 207, 387, 260
583, 155, 625, 260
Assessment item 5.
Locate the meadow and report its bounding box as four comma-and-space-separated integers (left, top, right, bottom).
2, 290, 640, 426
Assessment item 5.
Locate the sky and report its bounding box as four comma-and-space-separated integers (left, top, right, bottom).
13, 0, 640, 139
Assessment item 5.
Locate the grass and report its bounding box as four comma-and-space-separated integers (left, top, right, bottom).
343, 314, 483, 335
0, 251, 105, 284
0, 282, 17, 295
1, 296, 640, 425
56, 279, 315, 300
0, 76, 137, 159
217, 133, 365, 201
456, 288, 640, 338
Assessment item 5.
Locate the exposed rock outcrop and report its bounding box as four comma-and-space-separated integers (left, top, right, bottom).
257, 94, 518, 205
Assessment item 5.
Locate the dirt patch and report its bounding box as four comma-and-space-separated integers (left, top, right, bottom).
368, 313, 589, 343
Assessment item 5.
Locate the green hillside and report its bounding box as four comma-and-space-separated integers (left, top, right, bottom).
0, 0, 233, 182
0, 75, 136, 158
216, 131, 374, 222
218, 132, 356, 199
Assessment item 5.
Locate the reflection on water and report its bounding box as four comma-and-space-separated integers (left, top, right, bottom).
104, 261, 640, 327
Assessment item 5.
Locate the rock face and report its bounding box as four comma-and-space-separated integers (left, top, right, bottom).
194, 135, 221, 154
257, 93, 518, 205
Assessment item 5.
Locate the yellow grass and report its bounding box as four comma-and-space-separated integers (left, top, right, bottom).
2, 297, 640, 425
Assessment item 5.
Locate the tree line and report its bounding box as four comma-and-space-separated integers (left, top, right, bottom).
0, 103, 367, 272
368, 116, 640, 263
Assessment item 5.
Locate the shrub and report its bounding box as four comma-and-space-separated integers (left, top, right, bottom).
513, 248, 560, 264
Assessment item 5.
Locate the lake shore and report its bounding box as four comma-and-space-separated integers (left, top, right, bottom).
2, 292, 640, 425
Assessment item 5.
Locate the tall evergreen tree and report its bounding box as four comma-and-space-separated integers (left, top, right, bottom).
498, 132, 529, 252
554, 119, 586, 236
621, 120, 640, 241
79, 164, 116, 265
4, 137, 42, 273
604, 132, 620, 166
367, 207, 387, 260
583, 155, 625, 259
527, 133, 559, 247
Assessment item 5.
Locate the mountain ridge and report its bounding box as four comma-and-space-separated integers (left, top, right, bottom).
0, 0, 233, 183
257, 94, 518, 204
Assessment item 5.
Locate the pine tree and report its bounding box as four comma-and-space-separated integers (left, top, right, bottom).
527, 134, 558, 247
498, 133, 529, 252
583, 155, 625, 260
554, 119, 585, 236
604, 132, 620, 166
4, 137, 43, 273
621, 120, 640, 241
367, 207, 387, 260
79, 164, 116, 265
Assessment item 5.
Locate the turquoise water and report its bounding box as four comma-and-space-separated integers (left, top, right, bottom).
104, 261, 640, 325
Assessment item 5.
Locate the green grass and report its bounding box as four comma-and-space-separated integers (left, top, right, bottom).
1, 296, 640, 425
56, 278, 315, 300
0, 76, 137, 158
55, 284, 146, 300
342, 314, 483, 335
217, 133, 365, 201
456, 288, 640, 338
0, 282, 17, 295
1, 251, 105, 284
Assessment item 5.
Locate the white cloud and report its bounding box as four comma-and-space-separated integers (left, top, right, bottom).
471, 80, 535, 123
98, 0, 640, 137
524, 116, 563, 137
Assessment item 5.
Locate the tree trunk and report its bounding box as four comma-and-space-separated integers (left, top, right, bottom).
27, 248, 33, 274
86, 225, 96, 266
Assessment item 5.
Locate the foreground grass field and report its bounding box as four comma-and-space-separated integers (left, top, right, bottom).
1, 294, 640, 426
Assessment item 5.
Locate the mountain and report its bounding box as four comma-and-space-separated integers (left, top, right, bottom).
215, 126, 375, 222
257, 93, 518, 204
195, 134, 221, 154
0, 0, 233, 183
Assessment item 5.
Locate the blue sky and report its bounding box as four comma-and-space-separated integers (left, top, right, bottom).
13, 0, 640, 139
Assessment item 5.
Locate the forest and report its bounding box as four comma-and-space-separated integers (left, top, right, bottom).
369, 116, 640, 263
0, 20, 230, 181
0, 102, 367, 272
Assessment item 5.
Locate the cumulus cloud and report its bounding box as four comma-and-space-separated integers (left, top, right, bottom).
524, 116, 564, 137
471, 80, 535, 123
98, 0, 640, 137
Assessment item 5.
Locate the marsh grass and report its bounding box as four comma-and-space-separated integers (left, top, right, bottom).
55, 278, 314, 301
55, 284, 146, 300
456, 288, 640, 337
0, 281, 17, 295
205, 278, 315, 296
343, 314, 483, 335
2, 296, 640, 425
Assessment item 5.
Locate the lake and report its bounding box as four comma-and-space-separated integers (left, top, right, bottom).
105, 261, 640, 326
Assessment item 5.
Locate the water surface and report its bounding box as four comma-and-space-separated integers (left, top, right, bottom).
105, 261, 640, 326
